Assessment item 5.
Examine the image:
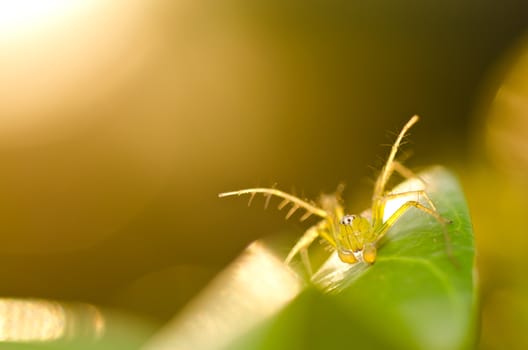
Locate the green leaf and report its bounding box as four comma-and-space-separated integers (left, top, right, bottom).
144, 166, 477, 350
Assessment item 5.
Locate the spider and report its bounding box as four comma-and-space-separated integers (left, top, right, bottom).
219, 116, 452, 274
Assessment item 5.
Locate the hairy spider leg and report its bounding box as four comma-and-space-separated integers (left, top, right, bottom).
284, 222, 337, 275
372, 115, 420, 227
218, 187, 332, 273
218, 188, 328, 219
382, 190, 437, 212
392, 161, 427, 187
285, 226, 319, 276
284, 188, 347, 272
284, 221, 336, 263
372, 153, 455, 264
373, 199, 453, 258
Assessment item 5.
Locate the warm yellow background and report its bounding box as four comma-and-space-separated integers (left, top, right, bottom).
1, 1, 528, 348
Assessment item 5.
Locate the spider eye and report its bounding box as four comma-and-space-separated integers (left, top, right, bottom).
340, 214, 356, 225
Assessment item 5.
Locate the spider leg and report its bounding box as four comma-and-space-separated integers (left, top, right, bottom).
373, 116, 420, 201
284, 222, 336, 275
371, 116, 420, 227
220, 187, 340, 274
219, 188, 328, 219
392, 160, 428, 188
300, 248, 313, 277
383, 189, 437, 212
284, 226, 318, 275
389, 164, 441, 214
371, 156, 436, 222
374, 200, 454, 262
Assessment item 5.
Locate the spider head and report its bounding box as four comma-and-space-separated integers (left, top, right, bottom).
339, 214, 371, 238
337, 214, 376, 264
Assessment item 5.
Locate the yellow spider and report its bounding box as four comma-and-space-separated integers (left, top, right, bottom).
219, 116, 451, 274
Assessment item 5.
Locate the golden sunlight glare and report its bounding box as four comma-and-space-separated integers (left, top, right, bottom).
0, 0, 85, 36
0, 0, 147, 144
0, 298, 105, 342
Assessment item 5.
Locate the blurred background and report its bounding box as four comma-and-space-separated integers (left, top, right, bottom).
1, 0, 528, 348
